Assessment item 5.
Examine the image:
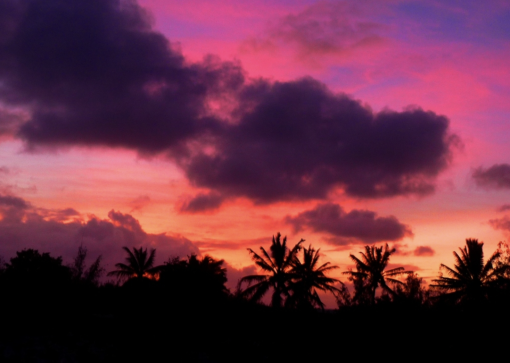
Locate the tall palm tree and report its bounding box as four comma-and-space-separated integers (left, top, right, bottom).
287, 245, 342, 310
430, 238, 506, 304
344, 243, 411, 304
107, 246, 161, 281
239, 233, 303, 308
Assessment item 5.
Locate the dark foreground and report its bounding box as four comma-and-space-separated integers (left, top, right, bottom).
1, 285, 508, 363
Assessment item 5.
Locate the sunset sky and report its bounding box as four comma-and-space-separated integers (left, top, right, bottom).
0, 0, 509, 296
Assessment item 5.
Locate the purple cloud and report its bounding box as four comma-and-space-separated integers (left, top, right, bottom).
185, 79, 457, 204
473, 164, 510, 189
178, 192, 225, 213
0, 194, 199, 270
498, 204, 510, 212
284, 203, 413, 244
413, 246, 435, 256
0, 0, 244, 155
0, 0, 458, 207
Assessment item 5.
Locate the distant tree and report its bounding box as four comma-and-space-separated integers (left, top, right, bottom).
239, 233, 303, 308
107, 246, 161, 281
70, 245, 104, 286
159, 254, 228, 300
430, 238, 507, 305
1, 249, 72, 294
343, 244, 412, 305
393, 273, 430, 305
287, 245, 342, 310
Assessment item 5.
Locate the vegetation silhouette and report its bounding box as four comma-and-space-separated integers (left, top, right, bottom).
159, 254, 229, 303
286, 245, 342, 310
239, 232, 304, 307
107, 246, 161, 281
430, 238, 508, 305
70, 244, 104, 286
3, 237, 510, 361
343, 243, 412, 304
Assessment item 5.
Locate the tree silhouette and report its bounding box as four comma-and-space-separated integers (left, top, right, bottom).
70, 245, 104, 286
239, 233, 303, 308
430, 238, 507, 305
159, 254, 228, 300
344, 244, 411, 304
287, 245, 342, 310
107, 246, 161, 281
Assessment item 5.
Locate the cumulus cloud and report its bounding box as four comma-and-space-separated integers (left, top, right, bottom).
224, 263, 257, 291
284, 203, 413, 245
0, 0, 458, 207
185, 79, 457, 204
413, 246, 435, 256
0, 0, 244, 155
473, 164, 510, 189
0, 194, 199, 270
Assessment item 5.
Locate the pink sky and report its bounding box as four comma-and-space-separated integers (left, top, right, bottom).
0, 0, 509, 305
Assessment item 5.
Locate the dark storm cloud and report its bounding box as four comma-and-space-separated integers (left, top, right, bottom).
473, 164, 510, 189
413, 246, 435, 256
0, 0, 244, 154
0, 0, 458, 206
0, 194, 199, 269
284, 203, 413, 244
178, 192, 225, 213
185, 78, 457, 203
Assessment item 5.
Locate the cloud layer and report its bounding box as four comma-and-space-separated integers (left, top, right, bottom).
285, 203, 413, 245
0, 193, 199, 270
0, 0, 458, 209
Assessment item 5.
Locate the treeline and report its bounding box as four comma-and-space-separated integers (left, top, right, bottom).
1, 235, 509, 362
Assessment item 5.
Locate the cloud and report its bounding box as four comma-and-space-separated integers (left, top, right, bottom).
178, 192, 225, 213
489, 216, 510, 233
0, 194, 199, 270
413, 246, 435, 256
185, 79, 457, 204
284, 203, 413, 244
129, 195, 151, 213
498, 204, 510, 212
0, 0, 458, 207
473, 164, 510, 189
0, 0, 244, 155
241, 1, 387, 61
224, 262, 257, 291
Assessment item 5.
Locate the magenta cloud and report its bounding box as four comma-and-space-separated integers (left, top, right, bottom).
284, 203, 413, 245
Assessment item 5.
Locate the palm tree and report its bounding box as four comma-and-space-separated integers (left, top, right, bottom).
239, 233, 303, 308
107, 246, 161, 281
430, 238, 507, 304
344, 243, 411, 304
287, 245, 342, 310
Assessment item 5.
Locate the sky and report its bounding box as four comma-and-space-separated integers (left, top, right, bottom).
0, 0, 509, 299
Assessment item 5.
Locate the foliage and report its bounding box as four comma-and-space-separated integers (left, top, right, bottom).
343, 244, 412, 304
286, 245, 342, 310
159, 254, 228, 299
107, 246, 161, 281
2, 249, 71, 289
70, 245, 104, 286
239, 233, 303, 308
430, 238, 508, 305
